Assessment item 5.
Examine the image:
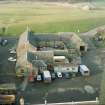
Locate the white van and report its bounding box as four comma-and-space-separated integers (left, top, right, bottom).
79, 65, 90, 76
43, 71, 51, 83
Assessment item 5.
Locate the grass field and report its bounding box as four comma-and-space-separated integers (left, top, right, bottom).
0, 1, 105, 36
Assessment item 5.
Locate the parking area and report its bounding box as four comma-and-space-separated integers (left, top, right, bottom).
0, 36, 104, 104
0, 37, 17, 83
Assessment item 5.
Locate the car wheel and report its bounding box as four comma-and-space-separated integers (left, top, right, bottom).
11, 103, 15, 105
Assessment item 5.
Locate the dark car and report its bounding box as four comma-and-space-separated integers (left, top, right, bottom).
0, 37, 2, 45
64, 73, 70, 79
51, 72, 56, 80
2, 39, 8, 46
0, 38, 8, 46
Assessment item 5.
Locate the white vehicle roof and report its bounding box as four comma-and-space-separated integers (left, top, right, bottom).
57, 72, 62, 74
8, 57, 16, 61
43, 71, 51, 78
53, 56, 66, 60
37, 75, 42, 80
80, 65, 89, 71
57, 72, 62, 77
10, 50, 16, 54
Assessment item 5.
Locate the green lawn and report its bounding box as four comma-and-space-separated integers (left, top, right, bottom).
0, 2, 105, 36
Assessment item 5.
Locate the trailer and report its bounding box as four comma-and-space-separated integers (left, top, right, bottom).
43, 71, 51, 83
54, 56, 66, 61
79, 65, 90, 76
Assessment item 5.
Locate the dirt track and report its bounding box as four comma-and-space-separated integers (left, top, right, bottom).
81, 25, 105, 37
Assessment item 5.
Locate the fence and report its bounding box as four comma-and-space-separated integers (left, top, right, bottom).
26, 97, 99, 105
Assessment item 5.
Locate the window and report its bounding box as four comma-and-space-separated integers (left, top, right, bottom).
80, 46, 85, 51
84, 71, 88, 74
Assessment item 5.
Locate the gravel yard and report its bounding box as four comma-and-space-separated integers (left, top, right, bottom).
0, 32, 104, 104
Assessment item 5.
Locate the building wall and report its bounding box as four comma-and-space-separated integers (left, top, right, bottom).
34, 51, 54, 63
58, 32, 88, 52
16, 29, 38, 77
54, 65, 78, 73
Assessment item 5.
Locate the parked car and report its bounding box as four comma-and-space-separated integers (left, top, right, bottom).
10, 50, 16, 54
43, 71, 51, 83
51, 72, 56, 80
8, 57, 16, 62
63, 73, 70, 79
36, 75, 42, 81
57, 72, 62, 78
0, 39, 8, 46
79, 65, 90, 76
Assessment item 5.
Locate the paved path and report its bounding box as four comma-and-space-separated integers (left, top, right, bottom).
20, 76, 28, 91
81, 25, 105, 37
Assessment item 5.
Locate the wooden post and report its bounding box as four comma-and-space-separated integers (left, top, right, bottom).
45, 99, 47, 105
